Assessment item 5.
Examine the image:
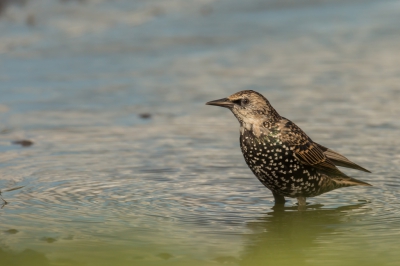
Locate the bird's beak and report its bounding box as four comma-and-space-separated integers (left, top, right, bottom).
205, 98, 233, 108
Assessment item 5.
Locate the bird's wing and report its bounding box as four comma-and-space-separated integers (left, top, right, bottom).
279, 119, 345, 176
315, 143, 371, 173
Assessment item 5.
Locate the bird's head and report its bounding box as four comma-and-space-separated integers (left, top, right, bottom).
206, 90, 280, 128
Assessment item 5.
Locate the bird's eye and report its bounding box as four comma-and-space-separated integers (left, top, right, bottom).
241, 98, 249, 105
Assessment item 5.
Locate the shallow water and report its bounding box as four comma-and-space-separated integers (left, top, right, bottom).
0, 0, 400, 265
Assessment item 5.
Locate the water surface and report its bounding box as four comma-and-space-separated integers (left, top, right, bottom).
0, 0, 400, 265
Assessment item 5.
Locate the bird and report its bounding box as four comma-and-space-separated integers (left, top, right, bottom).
206, 90, 371, 206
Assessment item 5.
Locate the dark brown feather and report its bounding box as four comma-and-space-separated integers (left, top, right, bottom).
280, 119, 346, 176
316, 143, 371, 173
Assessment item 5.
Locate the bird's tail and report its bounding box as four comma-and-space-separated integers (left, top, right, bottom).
331, 176, 372, 188
316, 174, 371, 196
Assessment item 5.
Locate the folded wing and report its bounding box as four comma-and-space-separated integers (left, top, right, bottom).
279, 119, 346, 176
315, 143, 371, 173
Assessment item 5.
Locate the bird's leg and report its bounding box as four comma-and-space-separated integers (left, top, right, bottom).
273, 192, 286, 205
297, 197, 306, 206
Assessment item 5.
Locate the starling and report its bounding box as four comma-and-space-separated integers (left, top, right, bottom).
206, 90, 371, 206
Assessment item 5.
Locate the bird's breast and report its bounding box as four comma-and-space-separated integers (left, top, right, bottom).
240, 129, 290, 170
239, 128, 325, 197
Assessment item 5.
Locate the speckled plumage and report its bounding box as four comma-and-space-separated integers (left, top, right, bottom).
206, 90, 371, 206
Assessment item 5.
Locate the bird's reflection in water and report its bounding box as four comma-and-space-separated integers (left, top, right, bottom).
240, 203, 365, 266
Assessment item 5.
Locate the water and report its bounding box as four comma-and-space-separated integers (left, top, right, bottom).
0, 0, 400, 265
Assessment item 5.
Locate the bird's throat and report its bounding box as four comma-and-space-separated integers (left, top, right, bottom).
240, 122, 265, 139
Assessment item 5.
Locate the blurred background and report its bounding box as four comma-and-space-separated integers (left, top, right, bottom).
0, 0, 400, 265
